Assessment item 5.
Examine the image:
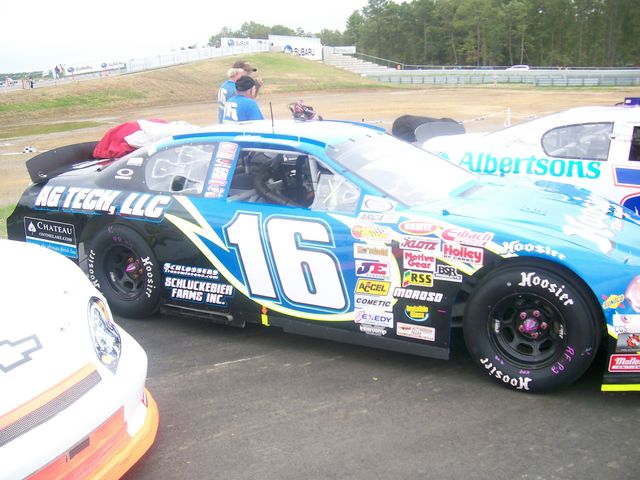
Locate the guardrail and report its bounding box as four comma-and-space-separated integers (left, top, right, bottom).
362, 68, 640, 87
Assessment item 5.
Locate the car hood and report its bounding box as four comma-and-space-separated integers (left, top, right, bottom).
413, 177, 640, 262
0, 241, 99, 415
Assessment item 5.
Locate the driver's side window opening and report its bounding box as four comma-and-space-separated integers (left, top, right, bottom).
145, 143, 215, 194
541, 122, 612, 161
629, 127, 640, 161
227, 149, 360, 213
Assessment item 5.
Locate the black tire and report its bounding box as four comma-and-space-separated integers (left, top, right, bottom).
87, 225, 161, 318
463, 263, 601, 392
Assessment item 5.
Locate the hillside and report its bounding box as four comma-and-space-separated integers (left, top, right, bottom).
0, 53, 386, 138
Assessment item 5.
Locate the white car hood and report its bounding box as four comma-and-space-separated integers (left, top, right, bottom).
0, 241, 98, 414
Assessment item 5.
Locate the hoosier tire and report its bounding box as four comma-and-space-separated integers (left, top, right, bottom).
87, 225, 161, 318
463, 263, 601, 392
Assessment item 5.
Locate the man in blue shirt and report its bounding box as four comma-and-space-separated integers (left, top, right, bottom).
216, 67, 244, 123
222, 76, 264, 123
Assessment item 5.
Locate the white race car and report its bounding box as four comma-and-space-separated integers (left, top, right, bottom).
0, 239, 158, 479
423, 99, 640, 210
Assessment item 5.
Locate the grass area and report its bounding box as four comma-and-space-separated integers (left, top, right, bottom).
0, 121, 103, 139
0, 52, 386, 138
0, 204, 15, 239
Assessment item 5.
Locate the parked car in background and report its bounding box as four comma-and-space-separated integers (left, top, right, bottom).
423, 100, 640, 211
7, 120, 640, 393
0, 239, 158, 479
506, 64, 530, 70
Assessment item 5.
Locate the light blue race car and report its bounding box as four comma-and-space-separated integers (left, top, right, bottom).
8, 119, 640, 392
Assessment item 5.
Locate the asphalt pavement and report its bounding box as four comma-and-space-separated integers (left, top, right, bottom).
120, 312, 639, 480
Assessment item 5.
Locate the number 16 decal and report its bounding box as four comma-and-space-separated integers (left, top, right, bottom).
225, 213, 348, 312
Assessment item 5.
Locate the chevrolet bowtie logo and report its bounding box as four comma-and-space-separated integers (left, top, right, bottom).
0, 335, 43, 373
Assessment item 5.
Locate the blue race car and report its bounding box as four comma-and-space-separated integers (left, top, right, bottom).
8, 120, 640, 392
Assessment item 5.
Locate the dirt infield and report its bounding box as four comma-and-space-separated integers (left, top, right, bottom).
1, 86, 638, 206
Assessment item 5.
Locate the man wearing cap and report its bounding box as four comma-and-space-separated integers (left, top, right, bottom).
222, 76, 264, 123
232, 60, 263, 92
216, 67, 245, 124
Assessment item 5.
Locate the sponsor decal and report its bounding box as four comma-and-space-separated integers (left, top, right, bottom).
442, 228, 494, 246
442, 243, 483, 265
400, 236, 440, 252
500, 241, 566, 260
359, 324, 387, 336
34, 185, 171, 220
163, 263, 219, 280
354, 243, 391, 260
354, 295, 393, 310
458, 151, 601, 179
434, 264, 463, 282
625, 275, 640, 313
404, 305, 429, 321
398, 220, 438, 236
397, 322, 435, 341
126, 156, 144, 167
616, 333, 640, 353
0, 335, 42, 373
355, 279, 391, 296
603, 294, 625, 310
165, 276, 234, 306
355, 260, 389, 279
24, 216, 78, 258
479, 357, 532, 390
562, 194, 616, 255
354, 308, 394, 328
357, 212, 399, 224
402, 270, 433, 288
402, 250, 436, 272
608, 354, 640, 373
517, 272, 574, 306
361, 195, 397, 213
393, 288, 443, 302
612, 314, 640, 334
351, 224, 390, 242
206, 142, 238, 198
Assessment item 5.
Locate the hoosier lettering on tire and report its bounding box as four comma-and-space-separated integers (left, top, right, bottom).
87, 225, 161, 318
462, 262, 602, 392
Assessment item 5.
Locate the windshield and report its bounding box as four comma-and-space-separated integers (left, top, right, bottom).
327, 132, 476, 206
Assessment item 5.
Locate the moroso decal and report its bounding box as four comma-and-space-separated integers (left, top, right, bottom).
393, 288, 443, 302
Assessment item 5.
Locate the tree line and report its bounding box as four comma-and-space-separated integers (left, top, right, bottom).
209, 0, 640, 68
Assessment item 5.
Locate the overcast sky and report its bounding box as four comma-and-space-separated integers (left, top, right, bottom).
1, 0, 369, 72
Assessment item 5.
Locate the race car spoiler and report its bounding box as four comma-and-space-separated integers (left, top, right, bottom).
26, 141, 98, 184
